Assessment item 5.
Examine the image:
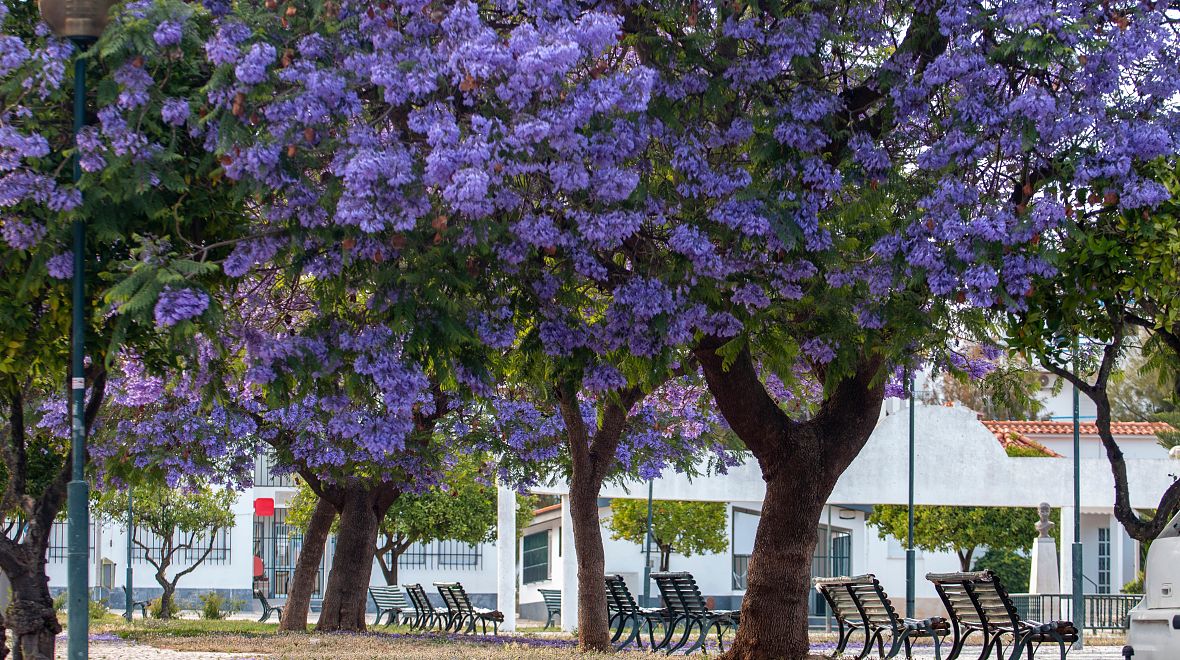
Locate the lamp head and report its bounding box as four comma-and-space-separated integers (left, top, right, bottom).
38, 0, 117, 39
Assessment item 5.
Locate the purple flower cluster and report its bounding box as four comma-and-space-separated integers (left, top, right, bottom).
154, 287, 210, 328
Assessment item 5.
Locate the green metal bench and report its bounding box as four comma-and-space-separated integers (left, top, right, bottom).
122, 586, 147, 621
651, 571, 738, 655
605, 574, 668, 650
814, 574, 949, 659
253, 589, 283, 623
538, 588, 561, 630
404, 583, 449, 630
435, 582, 503, 635
927, 570, 1077, 660
369, 585, 411, 627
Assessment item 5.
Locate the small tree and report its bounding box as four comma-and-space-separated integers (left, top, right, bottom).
1154, 412, 1180, 452
95, 481, 235, 618
288, 459, 535, 586
868, 505, 1048, 571
606, 499, 728, 572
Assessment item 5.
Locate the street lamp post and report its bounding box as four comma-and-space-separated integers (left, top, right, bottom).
642, 480, 654, 607
37, 3, 115, 658
906, 370, 916, 619
1071, 353, 1084, 649
124, 493, 133, 621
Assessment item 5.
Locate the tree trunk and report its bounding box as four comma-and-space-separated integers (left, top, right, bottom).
157, 571, 176, 619
568, 470, 611, 651
0, 608, 9, 660
659, 544, 671, 572
374, 535, 410, 587
316, 488, 381, 632
7, 563, 59, 660
696, 340, 884, 660
957, 548, 974, 572
1043, 339, 1180, 543
724, 468, 830, 660
279, 496, 335, 632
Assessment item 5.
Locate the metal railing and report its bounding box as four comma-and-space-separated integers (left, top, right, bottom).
1010, 593, 1142, 630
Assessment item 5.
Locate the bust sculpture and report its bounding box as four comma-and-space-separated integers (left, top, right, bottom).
1035, 502, 1055, 538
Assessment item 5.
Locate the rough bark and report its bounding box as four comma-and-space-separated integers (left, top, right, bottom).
556, 385, 643, 652
567, 468, 611, 650
1, 374, 106, 659
279, 496, 335, 632
315, 485, 395, 632
7, 565, 58, 660
696, 339, 884, 660
1042, 326, 1180, 543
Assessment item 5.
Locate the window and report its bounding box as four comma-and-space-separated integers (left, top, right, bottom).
254, 449, 294, 487
47, 521, 95, 562
1098, 527, 1111, 594
522, 530, 549, 584
396, 540, 483, 570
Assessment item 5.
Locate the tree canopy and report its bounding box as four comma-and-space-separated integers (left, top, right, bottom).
868, 505, 1051, 571
606, 498, 728, 572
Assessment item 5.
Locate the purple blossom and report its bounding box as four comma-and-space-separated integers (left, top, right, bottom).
46, 251, 73, 279
1, 217, 45, 249
800, 338, 837, 365
235, 43, 276, 85
153, 20, 184, 48
161, 98, 190, 126
154, 288, 210, 328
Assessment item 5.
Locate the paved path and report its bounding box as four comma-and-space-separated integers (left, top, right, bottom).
59, 640, 1130, 659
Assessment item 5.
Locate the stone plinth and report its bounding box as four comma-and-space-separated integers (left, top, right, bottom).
1029, 537, 1060, 594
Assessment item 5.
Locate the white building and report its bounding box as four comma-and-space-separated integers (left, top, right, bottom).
49, 398, 1177, 626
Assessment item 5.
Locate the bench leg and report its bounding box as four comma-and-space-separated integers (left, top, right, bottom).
666, 617, 697, 656
836, 621, 853, 654
614, 614, 641, 651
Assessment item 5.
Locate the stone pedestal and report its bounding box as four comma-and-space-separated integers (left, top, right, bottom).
1029, 537, 1061, 594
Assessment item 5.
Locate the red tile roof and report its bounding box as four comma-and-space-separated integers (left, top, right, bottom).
982, 420, 1173, 437
533, 503, 562, 516
980, 420, 1174, 459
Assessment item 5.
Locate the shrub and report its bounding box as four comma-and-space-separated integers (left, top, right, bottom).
88, 598, 108, 620
148, 597, 181, 619
199, 592, 226, 620
972, 548, 1031, 591
1122, 571, 1144, 594
52, 592, 66, 613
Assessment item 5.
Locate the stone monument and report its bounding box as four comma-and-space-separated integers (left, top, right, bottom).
1029, 502, 1060, 594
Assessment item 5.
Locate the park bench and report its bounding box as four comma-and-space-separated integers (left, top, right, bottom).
651, 571, 739, 655
122, 586, 148, 621
538, 588, 562, 630
435, 582, 504, 635
605, 574, 668, 650
369, 585, 411, 627
404, 583, 449, 630
253, 589, 283, 623
814, 574, 950, 660
927, 570, 1077, 660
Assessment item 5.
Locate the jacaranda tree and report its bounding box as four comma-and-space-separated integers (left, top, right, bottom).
5, 1, 1180, 658
0, 1, 249, 654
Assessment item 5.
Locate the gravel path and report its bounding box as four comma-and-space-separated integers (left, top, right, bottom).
55, 638, 258, 659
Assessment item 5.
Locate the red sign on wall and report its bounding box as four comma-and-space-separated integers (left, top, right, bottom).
254, 497, 274, 517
